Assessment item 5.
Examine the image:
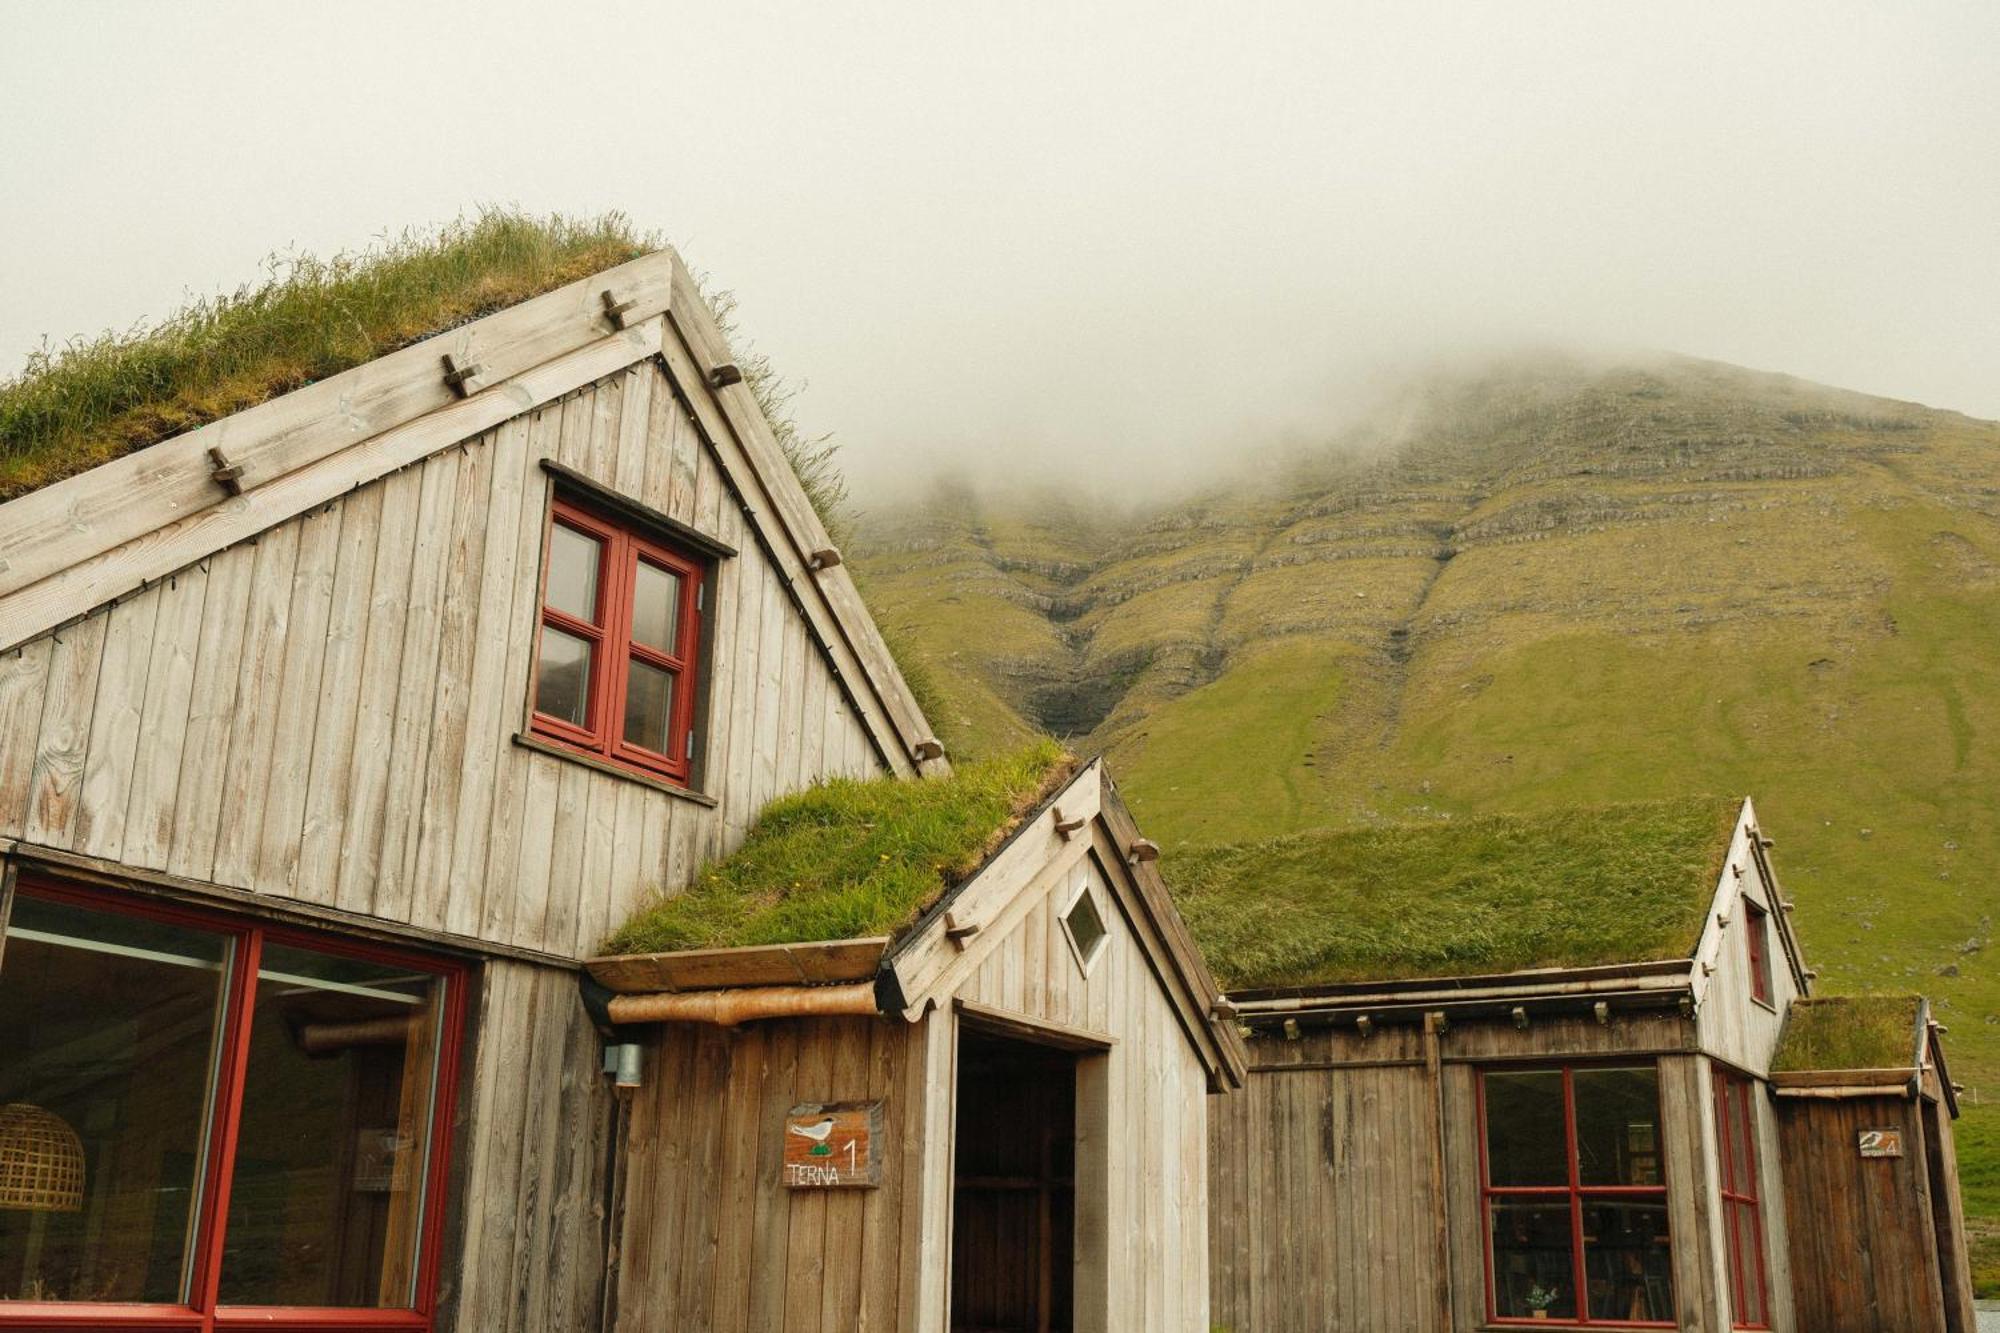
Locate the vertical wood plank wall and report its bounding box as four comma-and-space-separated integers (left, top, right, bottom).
1776, 1092, 1947, 1333
0, 359, 889, 1333
1211, 1017, 1736, 1333
945, 854, 1212, 1333
612, 856, 1215, 1332
0, 359, 884, 960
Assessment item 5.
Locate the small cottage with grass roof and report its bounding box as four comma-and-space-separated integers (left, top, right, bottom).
1185, 795, 1971, 1333
1767, 994, 1975, 1333
582, 746, 1243, 1332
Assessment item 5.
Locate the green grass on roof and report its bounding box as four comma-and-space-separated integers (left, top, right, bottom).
0, 209, 653, 500
1166, 796, 1741, 991
1772, 995, 1924, 1072
603, 740, 1073, 955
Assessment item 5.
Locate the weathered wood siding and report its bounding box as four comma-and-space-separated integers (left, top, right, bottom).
613, 852, 1214, 1332
0, 360, 883, 960
943, 851, 1212, 1333
1776, 1092, 1950, 1333
1209, 1026, 1441, 1333
1212, 1015, 1740, 1333
442, 960, 615, 1333
1695, 821, 1798, 1077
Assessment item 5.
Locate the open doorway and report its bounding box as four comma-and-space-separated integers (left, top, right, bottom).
950, 1028, 1077, 1333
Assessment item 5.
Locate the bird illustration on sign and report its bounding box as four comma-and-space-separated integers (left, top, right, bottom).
787, 1115, 837, 1156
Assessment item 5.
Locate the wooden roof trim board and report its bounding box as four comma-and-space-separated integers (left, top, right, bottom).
658, 255, 942, 775
0, 315, 662, 654
0, 251, 675, 607
0, 249, 944, 778
584, 937, 890, 993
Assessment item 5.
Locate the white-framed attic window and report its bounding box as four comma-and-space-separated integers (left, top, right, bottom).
1059, 880, 1109, 976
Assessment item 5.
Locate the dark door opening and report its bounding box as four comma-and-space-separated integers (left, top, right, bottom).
950, 1028, 1076, 1333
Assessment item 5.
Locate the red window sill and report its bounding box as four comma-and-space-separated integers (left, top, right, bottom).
512, 731, 718, 807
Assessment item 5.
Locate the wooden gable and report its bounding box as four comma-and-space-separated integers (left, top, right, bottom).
0, 253, 944, 962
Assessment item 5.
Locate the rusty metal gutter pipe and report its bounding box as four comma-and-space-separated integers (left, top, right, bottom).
604, 980, 881, 1026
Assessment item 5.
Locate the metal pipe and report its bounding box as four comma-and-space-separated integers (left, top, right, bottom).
605, 981, 880, 1026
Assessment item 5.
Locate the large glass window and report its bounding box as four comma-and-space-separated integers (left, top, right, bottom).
1481, 1064, 1675, 1326
530, 495, 707, 785
1714, 1070, 1770, 1329
0, 882, 462, 1329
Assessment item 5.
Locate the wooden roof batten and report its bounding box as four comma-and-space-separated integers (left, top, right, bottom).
0, 249, 943, 780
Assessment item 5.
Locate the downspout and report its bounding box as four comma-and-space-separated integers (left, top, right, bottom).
604, 980, 882, 1026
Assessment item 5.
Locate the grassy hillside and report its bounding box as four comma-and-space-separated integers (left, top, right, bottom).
852, 351, 2000, 1287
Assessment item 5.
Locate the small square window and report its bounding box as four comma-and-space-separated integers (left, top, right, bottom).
529, 494, 710, 785
1060, 887, 1108, 973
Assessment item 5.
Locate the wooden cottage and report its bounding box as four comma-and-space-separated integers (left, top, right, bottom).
1768, 994, 1975, 1333
1187, 797, 1975, 1333
0, 247, 966, 1332
581, 752, 1244, 1332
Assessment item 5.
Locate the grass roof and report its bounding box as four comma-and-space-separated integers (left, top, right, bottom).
603, 740, 1073, 956
1166, 796, 1741, 991
0, 209, 651, 501
1772, 995, 1925, 1072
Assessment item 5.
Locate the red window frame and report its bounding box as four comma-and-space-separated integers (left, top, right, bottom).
1714, 1069, 1772, 1329
530, 495, 706, 785
1477, 1063, 1676, 1329
0, 877, 468, 1333
1743, 899, 1773, 1007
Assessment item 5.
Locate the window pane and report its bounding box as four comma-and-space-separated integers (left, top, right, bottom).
1064, 890, 1108, 966
217, 943, 444, 1308
1727, 1200, 1768, 1323
1725, 1083, 1756, 1196
622, 658, 678, 754
1582, 1198, 1675, 1322
535, 625, 593, 726
1484, 1070, 1568, 1186
631, 561, 683, 652
545, 523, 602, 623
1489, 1199, 1577, 1319
1574, 1066, 1662, 1187
0, 895, 231, 1303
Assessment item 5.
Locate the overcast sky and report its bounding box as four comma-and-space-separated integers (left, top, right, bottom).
3, 1, 1996, 499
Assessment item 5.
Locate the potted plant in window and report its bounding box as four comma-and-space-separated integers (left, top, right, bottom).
1525, 1282, 1560, 1320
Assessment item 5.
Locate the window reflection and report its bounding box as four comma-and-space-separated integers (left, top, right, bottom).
217, 943, 444, 1309
0, 896, 230, 1304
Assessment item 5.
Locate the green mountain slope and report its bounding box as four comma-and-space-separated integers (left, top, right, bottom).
852, 352, 2000, 1274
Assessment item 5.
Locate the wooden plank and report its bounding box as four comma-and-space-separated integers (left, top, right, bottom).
747, 1021, 802, 1333
444, 414, 532, 936
661, 265, 933, 774
478, 410, 559, 942
333, 466, 422, 915
585, 937, 891, 993
0, 319, 662, 658
541, 761, 592, 955
0, 255, 673, 618
412, 431, 497, 931
510, 755, 562, 952
165, 543, 255, 879
854, 1018, 906, 1330
573, 772, 622, 960
207, 519, 303, 886
953, 997, 1115, 1052
707, 1022, 769, 1330
71, 583, 162, 858
372, 451, 460, 923
652, 316, 918, 781
119, 565, 210, 869
0, 636, 54, 838
254, 501, 342, 893
293, 484, 380, 904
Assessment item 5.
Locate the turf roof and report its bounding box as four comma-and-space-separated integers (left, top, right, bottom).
1772, 995, 1925, 1072
603, 740, 1074, 956
1166, 796, 1742, 992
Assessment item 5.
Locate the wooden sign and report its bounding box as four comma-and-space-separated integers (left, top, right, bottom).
1859, 1128, 1904, 1159
783, 1101, 883, 1188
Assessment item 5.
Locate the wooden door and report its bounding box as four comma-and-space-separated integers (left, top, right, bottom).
950, 1031, 1076, 1333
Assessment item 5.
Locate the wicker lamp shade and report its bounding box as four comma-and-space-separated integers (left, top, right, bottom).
0, 1103, 85, 1212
